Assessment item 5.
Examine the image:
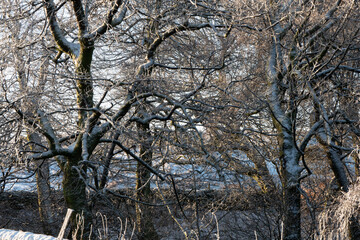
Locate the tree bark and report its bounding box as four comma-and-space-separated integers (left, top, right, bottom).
29, 133, 55, 236
276, 125, 302, 240
268, 41, 302, 240
324, 145, 349, 192
100, 133, 120, 189
63, 155, 92, 239
135, 122, 159, 240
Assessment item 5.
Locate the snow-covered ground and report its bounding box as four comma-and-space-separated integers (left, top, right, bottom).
1, 161, 62, 192
1, 151, 280, 192
2, 161, 242, 192
0, 229, 57, 240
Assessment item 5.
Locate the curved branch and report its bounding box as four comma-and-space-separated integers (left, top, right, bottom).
43, 0, 79, 57
147, 22, 213, 60
91, 0, 127, 38
71, 0, 88, 35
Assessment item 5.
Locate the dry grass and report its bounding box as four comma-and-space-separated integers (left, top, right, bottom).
317, 180, 360, 240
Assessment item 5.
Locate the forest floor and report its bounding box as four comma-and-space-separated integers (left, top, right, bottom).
0, 190, 272, 239
0, 191, 65, 235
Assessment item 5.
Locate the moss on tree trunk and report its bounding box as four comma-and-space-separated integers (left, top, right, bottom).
63, 156, 92, 239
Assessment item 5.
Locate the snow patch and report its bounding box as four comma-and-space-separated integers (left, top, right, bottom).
0, 229, 57, 240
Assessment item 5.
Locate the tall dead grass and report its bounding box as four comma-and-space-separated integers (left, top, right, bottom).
317, 180, 360, 240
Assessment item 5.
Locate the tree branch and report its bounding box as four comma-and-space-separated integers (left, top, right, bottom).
91, 0, 127, 38
43, 0, 79, 57
100, 139, 165, 181
70, 0, 88, 35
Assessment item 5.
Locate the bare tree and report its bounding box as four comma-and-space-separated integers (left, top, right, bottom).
1, 0, 358, 239
207, 0, 360, 239
1, 0, 228, 238
0, 2, 57, 234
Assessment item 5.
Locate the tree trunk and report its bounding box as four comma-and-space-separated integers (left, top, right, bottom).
100, 132, 120, 189
29, 133, 55, 235
62, 39, 94, 239
36, 158, 54, 235
135, 122, 159, 240
63, 156, 92, 239
283, 173, 301, 240
279, 131, 302, 240
324, 145, 349, 192
269, 99, 302, 240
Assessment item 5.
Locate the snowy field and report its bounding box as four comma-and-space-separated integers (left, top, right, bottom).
0, 151, 279, 192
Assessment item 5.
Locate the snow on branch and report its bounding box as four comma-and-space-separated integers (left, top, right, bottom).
44, 0, 79, 58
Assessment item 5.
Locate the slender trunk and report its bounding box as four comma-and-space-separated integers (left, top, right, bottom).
36, 159, 53, 235
135, 122, 159, 240
100, 132, 120, 189
29, 133, 55, 235
324, 145, 349, 191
